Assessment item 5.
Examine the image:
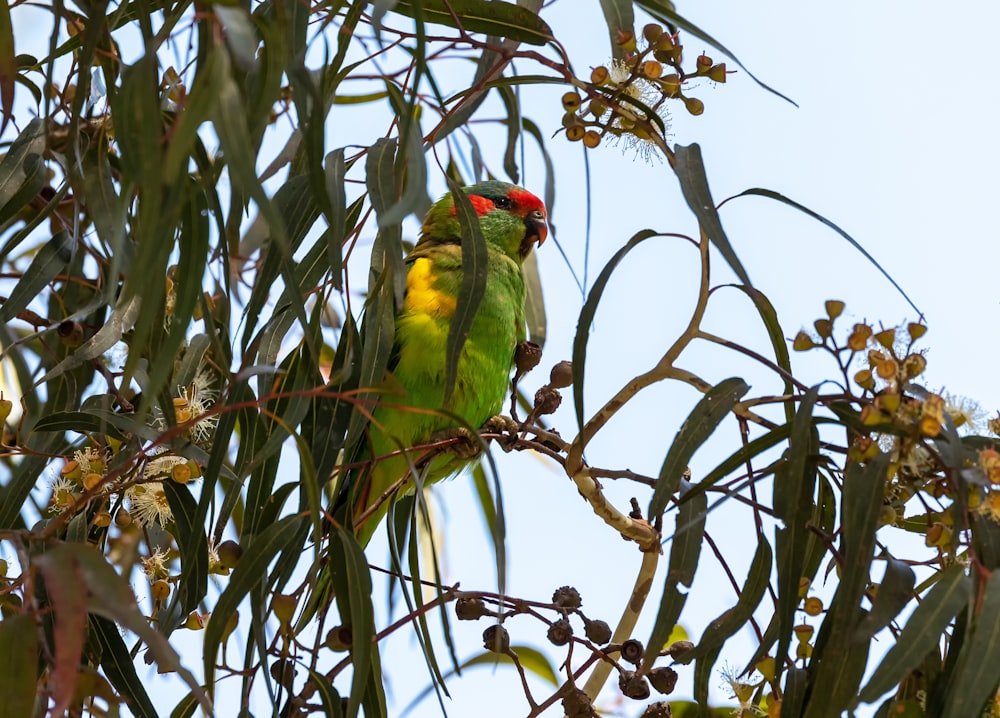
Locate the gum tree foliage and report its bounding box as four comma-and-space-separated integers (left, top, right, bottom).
0, 1, 998, 717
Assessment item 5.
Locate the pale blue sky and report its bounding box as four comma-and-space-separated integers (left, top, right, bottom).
7, 1, 1000, 716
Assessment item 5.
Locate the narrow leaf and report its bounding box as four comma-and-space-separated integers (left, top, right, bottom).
35, 546, 88, 716
0, 614, 38, 718
736, 188, 921, 316
674, 143, 751, 287
443, 177, 489, 405
0, 230, 76, 323
597, 0, 634, 59
391, 0, 553, 45
648, 377, 748, 518
941, 570, 1000, 718
572, 230, 659, 432
859, 563, 970, 704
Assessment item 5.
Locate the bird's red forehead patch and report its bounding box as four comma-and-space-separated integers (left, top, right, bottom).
508, 188, 546, 214
449, 194, 496, 217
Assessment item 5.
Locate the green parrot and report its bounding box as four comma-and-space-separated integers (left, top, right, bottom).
337, 180, 548, 547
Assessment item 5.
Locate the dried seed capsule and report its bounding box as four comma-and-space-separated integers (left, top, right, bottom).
584, 618, 612, 645
641, 702, 673, 718
621, 638, 644, 665
514, 341, 542, 375
482, 624, 510, 653
533, 386, 562, 415
548, 361, 574, 389
455, 596, 489, 620
663, 639, 694, 657
552, 585, 582, 609
648, 666, 678, 695
547, 618, 573, 646
270, 659, 295, 689
619, 670, 651, 700
562, 688, 594, 718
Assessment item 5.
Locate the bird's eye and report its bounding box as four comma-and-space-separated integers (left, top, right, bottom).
493, 196, 514, 210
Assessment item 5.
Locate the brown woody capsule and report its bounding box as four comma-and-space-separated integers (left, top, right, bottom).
515, 341, 542, 376
533, 386, 562, 415
584, 618, 612, 645
649, 666, 678, 695
641, 702, 673, 718
269, 659, 295, 689
455, 596, 489, 620
548, 361, 574, 389
547, 618, 573, 646
482, 624, 510, 653
663, 639, 694, 657
621, 638, 645, 665
552, 585, 582, 609
562, 688, 594, 718
619, 670, 651, 700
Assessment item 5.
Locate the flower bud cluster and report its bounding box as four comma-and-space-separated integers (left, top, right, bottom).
561, 23, 730, 155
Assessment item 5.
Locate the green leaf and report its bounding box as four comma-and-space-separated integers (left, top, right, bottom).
324, 148, 347, 290
852, 556, 915, 643
572, 229, 659, 432
736, 188, 921, 316
0, 613, 38, 718
443, 177, 489, 405
597, 0, 634, 59
391, 0, 553, 45
55, 544, 210, 711
676, 536, 772, 664
673, 143, 751, 287
306, 669, 344, 717
214, 6, 259, 72
0, 118, 45, 239
731, 285, 794, 422
328, 525, 383, 718
859, 563, 970, 704
0, 0, 14, 135
162, 481, 209, 620
940, 570, 1000, 718
648, 377, 748, 518
0, 230, 76, 323
90, 615, 158, 718
35, 544, 88, 716
466, 644, 558, 684
772, 385, 820, 683
346, 138, 402, 446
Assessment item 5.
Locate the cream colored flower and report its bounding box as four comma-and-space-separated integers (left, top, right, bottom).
128, 482, 173, 527
140, 548, 171, 580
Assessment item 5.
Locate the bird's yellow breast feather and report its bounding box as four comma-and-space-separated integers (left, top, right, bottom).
404, 257, 456, 317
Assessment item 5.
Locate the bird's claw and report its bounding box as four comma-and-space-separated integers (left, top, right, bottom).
429, 426, 482, 460
482, 415, 519, 435
482, 414, 520, 451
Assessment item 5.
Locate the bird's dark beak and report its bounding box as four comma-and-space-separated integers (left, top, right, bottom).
521, 209, 548, 256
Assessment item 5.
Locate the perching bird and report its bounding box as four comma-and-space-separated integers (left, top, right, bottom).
337, 180, 548, 546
